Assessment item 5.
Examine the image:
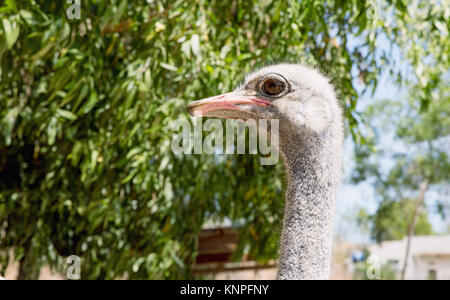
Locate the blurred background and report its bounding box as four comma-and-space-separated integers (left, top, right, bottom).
0, 0, 449, 280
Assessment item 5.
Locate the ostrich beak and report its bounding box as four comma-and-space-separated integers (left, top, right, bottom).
187, 92, 272, 118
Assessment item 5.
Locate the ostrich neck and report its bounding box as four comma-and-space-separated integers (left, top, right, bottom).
277, 130, 341, 280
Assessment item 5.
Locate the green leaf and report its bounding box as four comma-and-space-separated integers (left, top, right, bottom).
190, 34, 200, 57
160, 63, 178, 72
2, 18, 20, 49
56, 109, 78, 121
82, 91, 98, 114
5, 0, 17, 11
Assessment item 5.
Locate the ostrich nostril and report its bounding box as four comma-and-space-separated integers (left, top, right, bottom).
187, 106, 194, 116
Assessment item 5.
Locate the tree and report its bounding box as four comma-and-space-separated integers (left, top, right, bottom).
357, 197, 433, 242
0, 0, 448, 279
354, 82, 450, 278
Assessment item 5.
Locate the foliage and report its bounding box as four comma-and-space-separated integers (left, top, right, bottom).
357, 198, 433, 242
0, 0, 448, 278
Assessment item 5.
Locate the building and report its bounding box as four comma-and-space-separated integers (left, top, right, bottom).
193, 227, 278, 279
368, 235, 450, 280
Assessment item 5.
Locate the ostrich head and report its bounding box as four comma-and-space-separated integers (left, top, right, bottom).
188, 64, 342, 150
187, 64, 344, 280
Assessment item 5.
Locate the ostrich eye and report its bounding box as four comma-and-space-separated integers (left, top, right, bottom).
261, 78, 286, 96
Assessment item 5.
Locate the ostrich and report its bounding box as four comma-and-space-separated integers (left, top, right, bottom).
187, 64, 343, 280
